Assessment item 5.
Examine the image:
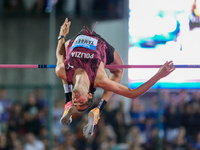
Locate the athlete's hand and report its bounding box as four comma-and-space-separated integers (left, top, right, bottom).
59, 18, 71, 37
157, 61, 176, 79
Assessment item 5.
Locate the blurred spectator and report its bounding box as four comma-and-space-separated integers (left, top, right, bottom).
93, 0, 123, 18
7, 131, 22, 150
21, 0, 35, 12
3, 0, 23, 12
111, 143, 129, 150
107, 0, 120, 18
76, 114, 89, 149
115, 101, 126, 143
161, 89, 171, 109
38, 127, 48, 150
61, 130, 78, 150
181, 103, 200, 140
146, 95, 164, 128
103, 100, 118, 133
0, 132, 10, 150
146, 96, 160, 125
0, 102, 3, 132
35, 0, 46, 13
177, 89, 190, 115
84, 136, 99, 150
34, 88, 47, 110
79, 0, 94, 17
93, 0, 108, 18
171, 127, 188, 150
1, 0, 124, 19
34, 88, 48, 126
56, 125, 78, 149
129, 98, 146, 134
144, 117, 157, 149
177, 89, 190, 104
62, 0, 94, 17
23, 93, 42, 136
22, 0, 46, 13
0, 88, 13, 133
57, 126, 71, 145
99, 125, 117, 150
7, 101, 25, 139
144, 127, 159, 150
23, 132, 45, 150
126, 126, 143, 148
192, 131, 200, 150
52, 134, 60, 150
1, 88, 200, 149
189, 90, 200, 107
164, 95, 182, 142
52, 99, 63, 136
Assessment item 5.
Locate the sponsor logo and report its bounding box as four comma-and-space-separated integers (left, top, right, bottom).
71, 52, 94, 59
67, 64, 74, 69
72, 35, 98, 50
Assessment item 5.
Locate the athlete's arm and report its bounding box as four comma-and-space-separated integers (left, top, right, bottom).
98, 61, 175, 98
55, 18, 71, 80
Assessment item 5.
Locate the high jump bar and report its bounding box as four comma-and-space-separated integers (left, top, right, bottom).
0, 64, 200, 68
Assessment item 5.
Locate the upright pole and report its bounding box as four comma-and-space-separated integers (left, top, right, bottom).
0, 0, 3, 14
0, 104, 2, 133
157, 87, 163, 150
47, 3, 56, 150
47, 84, 53, 150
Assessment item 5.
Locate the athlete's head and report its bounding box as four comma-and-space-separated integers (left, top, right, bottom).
72, 87, 93, 112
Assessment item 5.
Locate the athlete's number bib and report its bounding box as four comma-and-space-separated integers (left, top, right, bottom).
71, 35, 98, 51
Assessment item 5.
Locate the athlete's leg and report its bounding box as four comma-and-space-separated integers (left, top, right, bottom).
101, 49, 124, 101
83, 50, 124, 138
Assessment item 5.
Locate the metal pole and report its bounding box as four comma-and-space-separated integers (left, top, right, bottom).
0, 0, 3, 14
1, 64, 200, 68
47, 3, 56, 150
47, 84, 53, 150
157, 87, 163, 150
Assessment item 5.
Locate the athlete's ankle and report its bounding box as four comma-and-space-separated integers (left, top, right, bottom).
97, 99, 107, 115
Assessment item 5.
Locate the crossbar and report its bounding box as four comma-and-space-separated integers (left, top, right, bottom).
0, 64, 200, 68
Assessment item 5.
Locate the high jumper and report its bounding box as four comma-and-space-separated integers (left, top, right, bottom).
55, 18, 175, 138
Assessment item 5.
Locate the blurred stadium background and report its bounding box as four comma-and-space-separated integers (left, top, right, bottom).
0, 0, 200, 150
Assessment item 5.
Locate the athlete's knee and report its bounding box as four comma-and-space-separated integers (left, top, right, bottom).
111, 68, 123, 82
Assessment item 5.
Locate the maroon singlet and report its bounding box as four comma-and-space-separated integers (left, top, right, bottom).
64, 27, 114, 94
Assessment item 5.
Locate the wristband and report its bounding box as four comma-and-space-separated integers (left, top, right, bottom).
69, 85, 73, 92
58, 35, 65, 40
63, 84, 69, 93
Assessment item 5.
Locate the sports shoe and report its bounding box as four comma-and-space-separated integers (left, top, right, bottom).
60, 101, 76, 125
83, 107, 100, 138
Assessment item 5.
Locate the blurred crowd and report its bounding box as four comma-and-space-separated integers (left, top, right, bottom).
0, 87, 200, 150
0, 0, 124, 18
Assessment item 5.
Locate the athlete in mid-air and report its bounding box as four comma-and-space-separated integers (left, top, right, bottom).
55, 18, 176, 138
